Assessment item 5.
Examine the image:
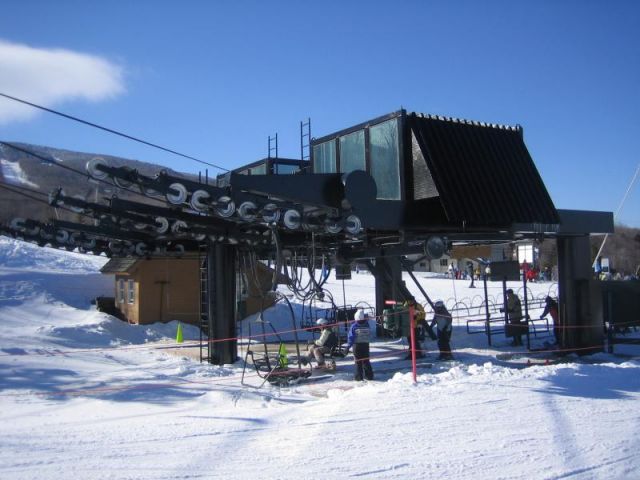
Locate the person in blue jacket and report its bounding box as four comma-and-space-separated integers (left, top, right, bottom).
346, 309, 374, 381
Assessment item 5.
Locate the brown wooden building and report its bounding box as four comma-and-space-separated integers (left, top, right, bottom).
101, 256, 200, 325
100, 256, 285, 325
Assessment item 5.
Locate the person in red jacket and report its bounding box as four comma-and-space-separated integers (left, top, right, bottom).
540, 296, 559, 344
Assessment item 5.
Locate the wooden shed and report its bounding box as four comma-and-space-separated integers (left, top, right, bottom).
100, 256, 288, 326
101, 256, 200, 326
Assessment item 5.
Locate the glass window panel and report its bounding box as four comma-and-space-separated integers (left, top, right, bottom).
127, 279, 135, 304
339, 130, 365, 173
118, 278, 125, 303
312, 141, 336, 173
369, 119, 401, 200
250, 164, 266, 175
274, 163, 300, 175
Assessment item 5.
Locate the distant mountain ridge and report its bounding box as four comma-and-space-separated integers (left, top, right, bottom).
0, 142, 195, 224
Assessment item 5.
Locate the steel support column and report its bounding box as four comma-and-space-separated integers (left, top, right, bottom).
556, 235, 603, 353
207, 243, 238, 365
367, 257, 412, 316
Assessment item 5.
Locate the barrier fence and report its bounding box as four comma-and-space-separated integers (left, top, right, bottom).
1, 305, 636, 359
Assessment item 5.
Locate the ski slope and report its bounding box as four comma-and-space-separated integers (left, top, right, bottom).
0, 237, 639, 480
0, 158, 39, 189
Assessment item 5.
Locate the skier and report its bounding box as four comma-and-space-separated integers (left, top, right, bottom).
303, 318, 338, 369
402, 299, 427, 359
485, 264, 492, 279
430, 300, 453, 360
540, 296, 559, 344
346, 309, 374, 381
467, 261, 475, 288
503, 289, 524, 346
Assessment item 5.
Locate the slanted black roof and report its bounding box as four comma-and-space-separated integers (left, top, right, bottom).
408, 112, 559, 226
100, 257, 139, 274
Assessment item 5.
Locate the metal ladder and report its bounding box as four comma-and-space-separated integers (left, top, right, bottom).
300, 118, 311, 161
268, 133, 278, 159
198, 244, 211, 363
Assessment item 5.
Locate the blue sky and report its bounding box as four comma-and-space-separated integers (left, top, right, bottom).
1, 1, 639, 226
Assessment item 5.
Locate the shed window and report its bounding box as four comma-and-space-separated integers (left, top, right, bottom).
127, 279, 135, 304
339, 130, 365, 173
313, 140, 336, 173
369, 119, 401, 200
118, 279, 125, 303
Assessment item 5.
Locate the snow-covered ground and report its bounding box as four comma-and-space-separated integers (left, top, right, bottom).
1, 237, 639, 480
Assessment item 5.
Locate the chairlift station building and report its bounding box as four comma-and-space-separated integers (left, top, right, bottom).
3, 109, 614, 365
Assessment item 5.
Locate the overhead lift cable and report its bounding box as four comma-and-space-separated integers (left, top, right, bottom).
0, 182, 50, 205
0, 182, 94, 220
0, 180, 48, 198
0, 92, 229, 172
593, 161, 640, 265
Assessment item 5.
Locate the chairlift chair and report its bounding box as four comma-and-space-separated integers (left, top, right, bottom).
240, 294, 311, 388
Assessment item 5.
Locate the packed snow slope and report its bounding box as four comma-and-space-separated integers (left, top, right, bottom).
1, 237, 639, 480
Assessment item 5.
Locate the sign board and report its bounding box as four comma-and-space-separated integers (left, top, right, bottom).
335, 264, 352, 280
489, 261, 520, 281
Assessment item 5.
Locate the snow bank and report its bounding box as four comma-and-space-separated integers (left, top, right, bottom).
0, 270, 112, 309
0, 238, 111, 310
38, 313, 201, 348
0, 236, 107, 273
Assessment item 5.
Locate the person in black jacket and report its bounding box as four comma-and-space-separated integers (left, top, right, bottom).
467, 261, 475, 288
430, 300, 454, 360
346, 309, 374, 381
503, 289, 524, 346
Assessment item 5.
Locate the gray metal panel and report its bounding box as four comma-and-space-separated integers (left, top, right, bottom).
557, 209, 615, 235
511, 210, 614, 235
230, 171, 344, 209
